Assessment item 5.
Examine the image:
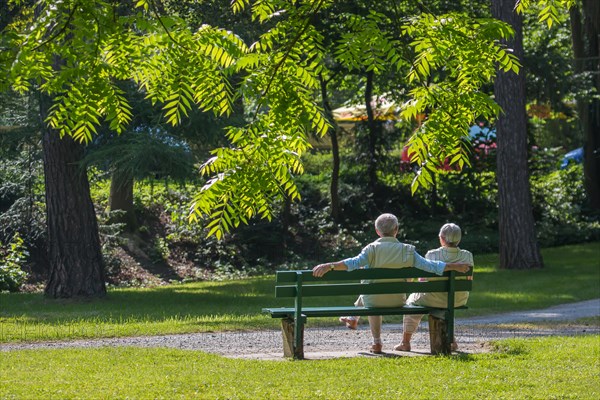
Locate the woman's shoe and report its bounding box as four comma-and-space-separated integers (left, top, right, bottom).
339, 316, 358, 330
394, 342, 411, 352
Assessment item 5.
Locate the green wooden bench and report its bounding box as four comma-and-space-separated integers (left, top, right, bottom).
262, 267, 473, 359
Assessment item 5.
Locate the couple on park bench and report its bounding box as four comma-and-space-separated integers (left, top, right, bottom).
312, 213, 473, 354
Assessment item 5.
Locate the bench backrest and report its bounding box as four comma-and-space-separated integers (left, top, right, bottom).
274, 268, 473, 299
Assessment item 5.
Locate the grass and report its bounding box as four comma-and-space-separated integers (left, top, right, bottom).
1, 242, 598, 343
463, 242, 600, 315
1, 336, 599, 399
0, 278, 279, 342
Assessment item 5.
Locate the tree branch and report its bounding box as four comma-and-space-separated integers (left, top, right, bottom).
32, 2, 79, 51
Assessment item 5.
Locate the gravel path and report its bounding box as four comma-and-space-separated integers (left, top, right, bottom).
2, 299, 599, 360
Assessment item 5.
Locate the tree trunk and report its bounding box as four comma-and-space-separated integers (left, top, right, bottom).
492, 0, 543, 269
281, 195, 291, 250
319, 75, 341, 223
40, 92, 106, 298
329, 127, 341, 222
364, 70, 378, 195
570, 1, 600, 210
109, 172, 137, 231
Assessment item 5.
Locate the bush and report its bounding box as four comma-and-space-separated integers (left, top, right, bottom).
0, 233, 29, 292
0, 146, 47, 278
531, 164, 600, 246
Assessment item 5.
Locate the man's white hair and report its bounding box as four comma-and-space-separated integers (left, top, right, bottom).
375, 213, 398, 236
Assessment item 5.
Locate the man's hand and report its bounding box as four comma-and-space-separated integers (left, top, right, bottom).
447, 263, 471, 273
312, 263, 332, 277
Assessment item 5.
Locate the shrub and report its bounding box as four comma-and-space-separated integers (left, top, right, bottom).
531, 164, 600, 246
97, 211, 127, 279
0, 233, 29, 292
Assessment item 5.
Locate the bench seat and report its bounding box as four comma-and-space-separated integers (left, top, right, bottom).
263, 305, 467, 319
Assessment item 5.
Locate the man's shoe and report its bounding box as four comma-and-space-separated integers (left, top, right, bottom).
370, 343, 383, 354
394, 342, 411, 352
339, 316, 358, 330
451, 341, 458, 351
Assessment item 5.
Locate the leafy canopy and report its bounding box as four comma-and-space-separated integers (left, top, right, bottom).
2, 0, 520, 237
515, 0, 577, 28
401, 13, 519, 193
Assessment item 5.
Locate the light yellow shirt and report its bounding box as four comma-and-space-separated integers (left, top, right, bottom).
407, 246, 474, 308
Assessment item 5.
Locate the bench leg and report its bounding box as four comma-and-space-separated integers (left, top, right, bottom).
428, 314, 451, 355
281, 317, 304, 359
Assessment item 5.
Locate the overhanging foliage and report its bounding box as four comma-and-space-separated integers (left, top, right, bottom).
1, 0, 531, 238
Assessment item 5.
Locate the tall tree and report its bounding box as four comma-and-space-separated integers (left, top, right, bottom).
40, 91, 106, 297
363, 70, 379, 195
319, 75, 341, 223
31, 2, 106, 297
569, 1, 600, 210
516, 0, 598, 208
492, 0, 543, 269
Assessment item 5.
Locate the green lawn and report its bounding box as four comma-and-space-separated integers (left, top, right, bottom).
1, 242, 598, 343
1, 242, 599, 399
1, 336, 598, 399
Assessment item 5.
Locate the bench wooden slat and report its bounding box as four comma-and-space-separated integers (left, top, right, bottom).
263, 305, 468, 318
275, 280, 472, 298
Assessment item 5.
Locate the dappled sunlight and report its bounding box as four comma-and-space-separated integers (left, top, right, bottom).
543, 243, 600, 262
473, 292, 576, 303
0, 276, 283, 342
0, 313, 279, 342
472, 254, 500, 267
470, 266, 497, 275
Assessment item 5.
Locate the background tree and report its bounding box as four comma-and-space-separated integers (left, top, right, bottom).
83, 81, 202, 232
523, 7, 579, 149
318, 74, 342, 223
84, 129, 195, 231
0, 91, 46, 270
569, 1, 600, 210
517, 0, 597, 209
492, 0, 544, 269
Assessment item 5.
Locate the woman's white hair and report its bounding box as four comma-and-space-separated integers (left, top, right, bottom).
375, 213, 398, 236
439, 223, 461, 247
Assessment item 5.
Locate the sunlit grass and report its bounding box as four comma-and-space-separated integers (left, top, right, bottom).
465, 242, 600, 316
1, 336, 598, 399
0, 314, 270, 342
0, 277, 283, 342
0, 242, 598, 343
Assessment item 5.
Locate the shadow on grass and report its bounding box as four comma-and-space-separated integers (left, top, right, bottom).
1, 277, 279, 326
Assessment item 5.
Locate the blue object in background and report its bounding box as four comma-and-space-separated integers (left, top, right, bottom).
560, 147, 584, 169
469, 124, 496, 142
